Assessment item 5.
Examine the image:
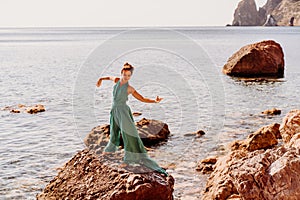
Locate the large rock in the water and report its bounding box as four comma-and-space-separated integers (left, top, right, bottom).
37, 149, 174, 200
223, 40, 284, 78
202, 109, 300, 200
280, 109, 300, 143
85, 118, 170, 152
232, 0, 261, 26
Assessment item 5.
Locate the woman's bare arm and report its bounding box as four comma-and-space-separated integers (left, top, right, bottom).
129, 86, 163, 103
96, 76, 120, 87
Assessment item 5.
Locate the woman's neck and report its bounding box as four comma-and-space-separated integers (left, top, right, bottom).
120, 79, 128, 85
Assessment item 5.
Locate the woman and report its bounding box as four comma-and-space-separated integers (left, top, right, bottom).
96, 62, 168, 176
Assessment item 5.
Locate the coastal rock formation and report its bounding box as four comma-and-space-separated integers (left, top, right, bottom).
271, 0, 300, 26
232, 0, 300, 26
85, 118, 170, 152
223, 40, 284, 78
202, 109, 300, 200
37, 149, 174, 200
232, 0, 261, 26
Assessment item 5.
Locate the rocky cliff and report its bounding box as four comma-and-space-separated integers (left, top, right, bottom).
232, 0, 300, 26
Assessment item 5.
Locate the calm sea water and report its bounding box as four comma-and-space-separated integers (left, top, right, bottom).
0, 27, 299, 199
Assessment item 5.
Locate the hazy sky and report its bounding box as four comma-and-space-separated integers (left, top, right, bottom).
1, 0, 267, 27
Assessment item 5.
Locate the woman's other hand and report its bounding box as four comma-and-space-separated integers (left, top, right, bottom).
96, 78, 102, 87
155, 96, 163, 103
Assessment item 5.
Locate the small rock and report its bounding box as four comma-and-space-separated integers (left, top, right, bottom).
10, 109, 21, 113
262, 108, 281, 115
132, 112, 142, 116
184, 130, 205, 137
26, 104, 46, 114
3, 104, 46, 114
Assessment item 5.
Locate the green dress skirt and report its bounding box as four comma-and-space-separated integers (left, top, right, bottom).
104, 80, 168, 176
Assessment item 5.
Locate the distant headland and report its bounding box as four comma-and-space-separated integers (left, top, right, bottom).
229, 0, 300, 26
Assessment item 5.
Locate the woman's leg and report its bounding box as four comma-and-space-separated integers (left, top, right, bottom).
121, 129, 168, 176
103, 114, 121, 152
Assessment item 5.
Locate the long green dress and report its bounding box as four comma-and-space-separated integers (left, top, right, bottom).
104, 79, 168, 176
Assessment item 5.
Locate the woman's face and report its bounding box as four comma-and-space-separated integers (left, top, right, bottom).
121, 70, 132, 82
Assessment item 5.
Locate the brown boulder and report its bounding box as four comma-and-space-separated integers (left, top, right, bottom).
280, 109, 300, 143
223, 40, 284, 78
37, 149, 174, 200
84, 118, 170, 151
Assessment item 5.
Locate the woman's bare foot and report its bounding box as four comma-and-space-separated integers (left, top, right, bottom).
102, 151, 113, 156
119, 162, 128, 168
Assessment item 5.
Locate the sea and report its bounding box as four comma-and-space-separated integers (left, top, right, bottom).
0, 26, 299, 200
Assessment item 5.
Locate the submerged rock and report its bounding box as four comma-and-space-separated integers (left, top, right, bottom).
37, 149, 174, 200
26, 104, 45, 114
223, 40, 284, 78
202, 109, 300, 200
184, 129, 206, 137
1, 104, 46, 114
85, 118, 170, 151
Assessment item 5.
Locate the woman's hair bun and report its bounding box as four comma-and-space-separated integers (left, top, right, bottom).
121, 62, 134, 73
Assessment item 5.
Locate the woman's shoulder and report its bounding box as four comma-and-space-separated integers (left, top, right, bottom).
127, 84, 136, 94
112, 77, 120, 83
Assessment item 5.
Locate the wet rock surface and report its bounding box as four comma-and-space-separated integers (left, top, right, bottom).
37, 149, 174, 200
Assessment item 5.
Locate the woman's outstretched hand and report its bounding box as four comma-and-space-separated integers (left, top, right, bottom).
155, 96, 163, 103
96, 78, 102, 87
